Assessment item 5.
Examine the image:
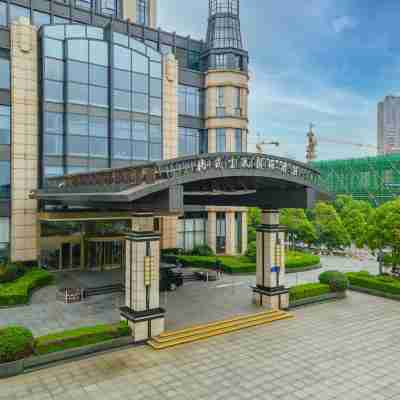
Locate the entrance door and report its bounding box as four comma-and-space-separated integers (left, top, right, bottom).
87, 239, 124, 270
216, 212, 226, 254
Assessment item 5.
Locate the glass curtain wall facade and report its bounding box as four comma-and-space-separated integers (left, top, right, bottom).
177, 213, 207, 252
41, 24, 163, 180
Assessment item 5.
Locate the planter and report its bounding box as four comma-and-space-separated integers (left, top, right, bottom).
0, 359, 24, 379
349, 285, 400, 301
286, 263, 322, 274
289, 291, 346, 309
0, 336, 135, 379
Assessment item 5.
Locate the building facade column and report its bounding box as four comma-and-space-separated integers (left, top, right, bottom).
252, 210, 289, 310
120, 213, 165, 342
225, 211, 236, 255
207, 211, 217, 254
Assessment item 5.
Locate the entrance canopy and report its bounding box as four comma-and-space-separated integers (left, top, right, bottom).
35, 153, 329, 214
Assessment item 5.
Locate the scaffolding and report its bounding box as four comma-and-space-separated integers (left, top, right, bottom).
311, 154, 400, 206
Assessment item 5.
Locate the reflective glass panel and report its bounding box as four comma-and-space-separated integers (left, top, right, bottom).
68, 113, 88, 135
0, 106, 10, 145
150, 124, 161, 142
133, 53, 148, 74
130, 38, 146, 53
133, 73, 148, 93
33, 11, 50, 27
113, 139, 131, 159
87, 27, 104, 40
44, 134, 63, 155
89, 86, 108, 107
114, 90, 131, 110
114, 46, 131, 70
0, 2, 7, 26
44, 25, 65, 40
68, 135, 89, 156
45, 58, 64, 81
150, 143, 162, 160
0, 58, 10, 90
90, 64, 108, 87
89, 116, 108, 137
67, 40, 89, 62
150, 61, 161, 78
68, 83, 89, 105
114, 69, 131, 90
0, 161, 10, 196
113, 32, 129, 47
147, 47, 162, 62
133, 93, 148, 113
89, 137, 108, 157
9, 5, 30, 24
132, 121, 147, 140
113, 119, 131, 139
44, 38, 63, 59
68, 60, 88, 83
45, 80, 64, 103
150, 78, 162, 98
150, 97, 161, 116
44, 166, 64, 178
45, 112, 63, 134
66, 25, 86, 38
53, 16, 70, 25
90, 41, 108, 66
132, 141, 148, 160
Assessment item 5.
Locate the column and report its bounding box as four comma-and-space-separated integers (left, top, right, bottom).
207, 211, 216, 254
225, 211, 236, 255
120, 213, 165, 342
241, 211, 248, 255
252, 210, 289, 310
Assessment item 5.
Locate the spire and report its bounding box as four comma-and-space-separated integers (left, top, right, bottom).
206, 0, 243, 50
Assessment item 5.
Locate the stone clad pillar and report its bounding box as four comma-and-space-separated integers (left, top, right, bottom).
252, 210, 289, 310
120, 213, 165, 342
207, 211, 217, 254
225, 211, 236, 255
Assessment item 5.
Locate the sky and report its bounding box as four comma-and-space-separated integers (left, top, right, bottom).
158, 0, 400, 162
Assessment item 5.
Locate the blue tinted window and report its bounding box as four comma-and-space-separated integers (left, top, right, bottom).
90, 64, 108, 87
114, 90, 131, 110
90, 137, 108, 157
114, 46, 131, 70
68, 60, 88, 83
76, 0, 91, 10
45, 58, 64, 81
53, 16, 70, 25
133, 53, 148, 74
33, 11, 50, 27
68, 114, 88, 135
114, 119, 131, 139
133, 93, 148, 113
0, 106, 10, 145
150, 97, 161, 116
44, 25, 65, 40
113, 32, 129, 47
114, 69, 131, 91
216, 128, 226, 152
44, 38, 63, 59
66, 25, 86, 39
150, 62, 161, 78
45, 80, 64, 103
9, 5, 30, 24
0, 161, 10, 196
45, 112, 63, 134
68, 135, 89, 156
68, 83, 89, 105
113, 139, 131, 159
150, 78, 162, 98
44, 134, 63, 155
0, 58, 10, 90
90, 41, 108, 66
87, 27, 104, 40
89, 116, 108, 137
89, 86, 108, 107
133, 73, 148, 93
150, 143, 162, 160
0, 2, 7, 26
150, 124, 161, 142
132, 141, 148, 160
132, 121, 147, 140
67, 40, 89, 62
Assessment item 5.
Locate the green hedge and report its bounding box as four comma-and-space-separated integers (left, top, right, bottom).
0, 269, 54, 306
289, 283, 331, 302
176, 251, 320, 274
319, 270, 349, 292
0, 326, 34, 363
346, 271, 400, 296
35, 321, 130, 355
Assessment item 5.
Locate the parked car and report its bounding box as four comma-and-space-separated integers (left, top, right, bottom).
159, 263, 183, 292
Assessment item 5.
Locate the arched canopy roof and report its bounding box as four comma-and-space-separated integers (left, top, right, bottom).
36, 153, 330, 214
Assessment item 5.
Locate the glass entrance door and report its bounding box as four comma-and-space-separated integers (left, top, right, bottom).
87, 240, 124, 270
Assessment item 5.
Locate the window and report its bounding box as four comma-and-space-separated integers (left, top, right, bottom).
68, 83, 89, 105
150, 62, 162, 78
133, 73, 148, 93
102, 0, 118, 16
89, 116, 108, 137
234, 87, 241, 116
9, 5, 30, 24
68, 114, 88, 135
89, 86, 108, 107
133, 53, 148, 74
150, 97, 161, 116
0, 2, 6, 26
216, 87, 225, 116
235, 129, 242, 152
0, 58, 10, 90
133, 93, 148, 113
0, 161, 10, 197
67, 40, 88, 63
177, 213, 207, 252
114, 90, 131, 111
216, 212, 226, 253
45, 112, 63, 134
90, 65, 108, 87
114, 69, 131, 90
137, 0, 148, 26
68, 136, 89, 156
215, 54, 227, 69
53, 16, 70, 24
150, 123, 161, 161
216, 128, 226, 152
0, 106, 10, 145
44, 134, 63, 155
132, 140, 148, 160
132, 121, 147, 140
33, 11, 50, 27
200, 130, 208, 154
114, 46, 131, 70
89, 137, 107, 157
76, 0, 91, 10
0, 217, 9, 258
113, 139, 131, 159
44, 38, 63, 59
179, 85, 200, 116
45, 80, 63, 103
150, 78, 162, 98
90, 41, 108, 66
179, 128, 200, 156
45, 58, 64, 82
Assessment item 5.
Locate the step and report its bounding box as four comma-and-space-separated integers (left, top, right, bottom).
148, 310, 293, 350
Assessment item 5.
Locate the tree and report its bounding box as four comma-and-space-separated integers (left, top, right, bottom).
280, 209, 317, 248
366, 199, 400, 265
313, 202, 350, 249
247, 208, 261, 244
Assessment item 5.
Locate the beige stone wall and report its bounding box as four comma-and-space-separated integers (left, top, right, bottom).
10, 19, 39, 262
149, 0, 157, 29
161, 216, 178, 249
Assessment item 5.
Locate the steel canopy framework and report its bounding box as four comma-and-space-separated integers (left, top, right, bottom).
312, 154, 400, 205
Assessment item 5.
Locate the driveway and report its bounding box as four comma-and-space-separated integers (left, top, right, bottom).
1, 291, 399, 400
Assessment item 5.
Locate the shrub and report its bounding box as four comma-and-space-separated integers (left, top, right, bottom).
0, 326, 34, 363
246, 242, 257, 262
0, 263, 27, 284
35, 321, 130, 355
190, 245, 214, 257
285, 251, 320, 269
0, 269, 54, 306
289, 283, 331, 302
319, 270, 349, 292
346, 271, 400, 296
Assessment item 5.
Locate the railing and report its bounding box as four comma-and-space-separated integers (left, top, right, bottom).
44, 153, 322, 192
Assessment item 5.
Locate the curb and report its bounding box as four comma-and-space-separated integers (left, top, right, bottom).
349, 285, 400, 301
289, 292, 346, 309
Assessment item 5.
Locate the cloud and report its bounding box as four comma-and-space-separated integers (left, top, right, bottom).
332, 16, 359, 34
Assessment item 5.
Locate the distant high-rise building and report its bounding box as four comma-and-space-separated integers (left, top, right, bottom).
378, 95, 400, 155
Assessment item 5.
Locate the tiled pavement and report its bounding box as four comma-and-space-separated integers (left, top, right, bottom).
0, 255, 380, 335
2, 291, 400, 399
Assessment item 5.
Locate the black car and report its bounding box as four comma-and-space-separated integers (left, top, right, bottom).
159, 263, 183, 292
